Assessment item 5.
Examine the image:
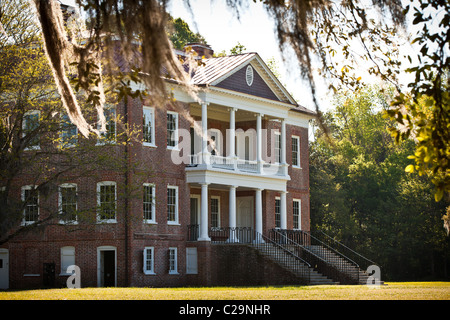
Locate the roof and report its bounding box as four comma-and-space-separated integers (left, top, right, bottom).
190, 52, 316, 117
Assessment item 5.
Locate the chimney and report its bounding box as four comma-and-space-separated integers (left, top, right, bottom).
184, 43, 214, 58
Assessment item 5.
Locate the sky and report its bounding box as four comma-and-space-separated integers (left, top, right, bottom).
60, 0, 322, 111
58, 0, 436, 114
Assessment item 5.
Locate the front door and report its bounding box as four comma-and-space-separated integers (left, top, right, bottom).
0, 249, 8, 289
98, 247, 116, 287
190, 195, 200, 240
237, 196, 254, 228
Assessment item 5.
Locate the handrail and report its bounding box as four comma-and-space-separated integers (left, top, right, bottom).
313, 230, 378, 271
271, 229, 360, 284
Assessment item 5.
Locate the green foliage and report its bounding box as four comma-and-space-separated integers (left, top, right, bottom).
310, 85, 450, 281
167, 16, 207, 50
385, 1, 450, 202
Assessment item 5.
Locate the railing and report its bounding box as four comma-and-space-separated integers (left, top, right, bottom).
312, 230, 378, 272
187, 154, 284, 176
200, 226, 311, 284
270, 229, 360, 284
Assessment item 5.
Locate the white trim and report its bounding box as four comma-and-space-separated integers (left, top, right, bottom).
210, 195, 221, 228
143, 183, 156, 224
186, 167, 289, 192
291, 135, 301, 168
167, 185, 179, 225
246, 65, 254, 86
97, 246, 117, 287
293, 198, 302, 230
96, 105, 117, 145
21, 185, 39, 225
143, 247, 156, 275
168, 247, 179, 275
143, 106, 156, 147
167, 111, 179, 150
60, 246, 75, 275
58, 183, 78, 224
186, 247, 198, 274
96, 181, 117, 223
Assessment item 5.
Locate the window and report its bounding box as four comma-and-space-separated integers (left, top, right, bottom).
97, 181, 116, 223
22, 186, 38, 225
98, 106, 116, 144
23, 111, 40, 150
275, 197, 280, 229
186, 248, 198, 274
167, 111, 178, 148
211, 197, 220, 228
293, 199, 301, 230
59, 184, 77, 224
169, 247, 178, 274
167, 186, 178, 224
143, 183, 156, 224
292, 136, 300, 168
143, 106, 155, 146
60, 246, 75, 275
60, 113, 78, 147
274, 132, 281, 163
143, 247, 155, 275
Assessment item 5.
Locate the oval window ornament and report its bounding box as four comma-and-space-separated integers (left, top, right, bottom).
246, 65, 254, 86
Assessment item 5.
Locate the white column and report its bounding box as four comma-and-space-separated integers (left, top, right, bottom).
228, 185, 238, 242
199, 183, 210, 241
280, 191, 287, 230
255, 189, 263, 239
256, 113, 263, 174
281, 119, 287, 175
201, 102, 210, 164
229, 108, 236, 158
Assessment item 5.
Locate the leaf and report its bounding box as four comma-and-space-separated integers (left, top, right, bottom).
405, 164, 415, 173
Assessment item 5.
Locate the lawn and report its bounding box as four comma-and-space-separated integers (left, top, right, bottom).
0, 282, 449, 300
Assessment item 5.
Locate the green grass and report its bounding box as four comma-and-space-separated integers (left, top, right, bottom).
1, 282, 449, 300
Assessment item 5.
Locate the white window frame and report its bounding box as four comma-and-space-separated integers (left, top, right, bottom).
167, 185, 179, 225
210, 196, 220, 229
293, 199, 301, 230
166, 111, 179, 150
59, 183, 78, 224
292, 135, 301, 168
143, 106, 156, 147
274, 131, 281, 164
275, 196, 281, 229
143, 247, 156, 275
97, 181, 117, 223
168, 247, 179, 275
143, 183, 156, 224
186, 247, 198, 274
23, 110, 40, 150
60, 246, 75, 275
21, 185, 39, 225
97, 105, 117, 145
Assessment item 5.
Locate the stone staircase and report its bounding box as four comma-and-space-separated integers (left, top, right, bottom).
252, 241, 339, 285
306, 245, 384, 285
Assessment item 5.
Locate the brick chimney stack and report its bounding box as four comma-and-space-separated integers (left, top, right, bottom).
185, 43, 214, 58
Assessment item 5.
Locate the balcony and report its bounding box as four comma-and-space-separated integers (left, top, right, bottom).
187, 154, 286, 176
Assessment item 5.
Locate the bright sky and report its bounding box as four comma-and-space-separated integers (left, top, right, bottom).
166, 0, 322, 111
59, 0, 438, 114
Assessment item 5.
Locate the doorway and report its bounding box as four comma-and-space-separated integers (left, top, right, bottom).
97, 246, 116, 287
190, 195, 200, 240
237, 196, 254, 228
0, 249, 8, 289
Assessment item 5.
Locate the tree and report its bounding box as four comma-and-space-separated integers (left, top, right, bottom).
0, 0, 144, 245
310, 85, 450, 280
167, 16, 207, 50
